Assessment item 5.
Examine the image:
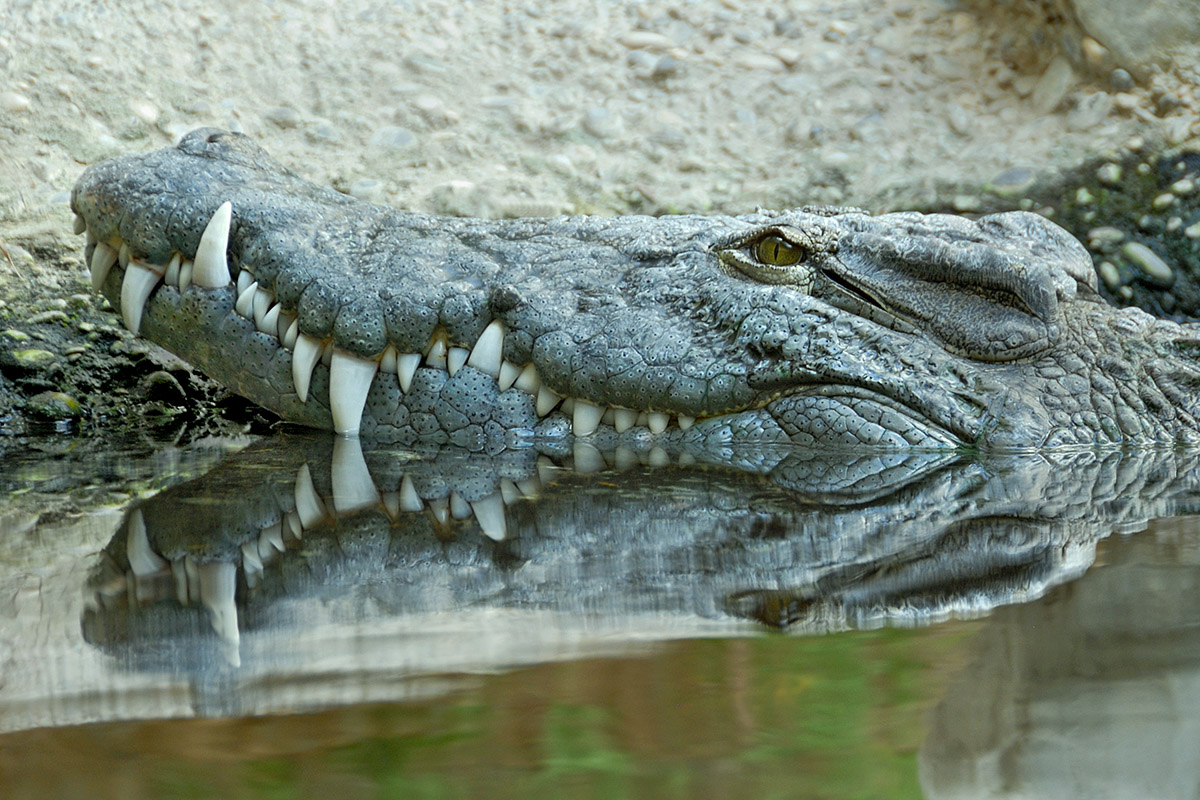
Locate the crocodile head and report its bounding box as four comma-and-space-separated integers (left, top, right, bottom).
71, 129, 1200, 450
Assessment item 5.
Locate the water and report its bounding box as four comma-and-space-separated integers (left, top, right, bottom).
1, 433, 1198, 799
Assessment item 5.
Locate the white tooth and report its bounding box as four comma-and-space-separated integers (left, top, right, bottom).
429, 497, 450, 525
332, 435, 380, 513
466, 320, 504, 378
120, 261, 162, 335
285, 509, 303, 540
560, 398, 575, 416
380, 345, 398, 374
397, 353, 421, 392
678, 415, 695, 430
237, 270, 255, 295
292, 333, 322, 403
329, 348, 378, 436
198, 561, 240, 656
90, 242, 118, 291
572, 400, 604, 436
283, 317, 299, 350
536, 455, 557, 485
514, 364, 541, 394
242, 540, 263, 575
253, 287, 272, 327
536, 385, 561, 416
118, 243, 131, 268
294, 463, 327, 527
425, 338, 447, 369
498, 360, 522, 391
73, 214, 87, 235
515, 476, 541, 497
449, 491, 472, 519
573, 441, 605, 473
499, 478, 521, 505
260, 521, 285, 554
178, 259, 193, 291
164, 252, 182, 287
637, 412, 649, 428
399, 474, 422, 512
259, 303, 281, 336
192, 201, 233, 288
648, 446, 669, 467
382, 492, 400, 519
614, 446, 638, 469
602, 407, 615, 426
126, 508, 167, 577
172, 558, 189, 605
86, 228, 96, 247
613, 408, 637, 433
279, 311, 297, 343
678, 451, 696, 466
447, 346, 468, 376
472, 494, 507, 541
185, 555, 201, 603
235, 280, 257, 318
648, 412, 669, 434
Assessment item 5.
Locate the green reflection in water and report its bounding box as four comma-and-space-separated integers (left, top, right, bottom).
125, 627, 973, 800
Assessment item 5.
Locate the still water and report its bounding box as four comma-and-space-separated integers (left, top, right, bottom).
0, 433, 1198, 799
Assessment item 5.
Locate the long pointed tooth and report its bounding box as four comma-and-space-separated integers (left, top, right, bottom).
678, 415, 695, 430
90, 242, 118, 291
260, 521, 285, 554
382, 492, 401, 519
198, 561, 240, 657
73, 214, 87, 235
447, 346, 468, 376
425, 338, 447, 369
472, 494, 507, 541
242, 541, 263, 575
164, 252, 182, 287
259, 303, 281, 336
292, 333, 322, 403
399, 474, 422, 511
536, 385, 561, 416
126, 508, 167, 577
613, 408, 637, 433
192, 201, 232, 288
294, 463, 327, 527
252, 287, 272, 327
379, 345, 398, 374
235, 280, 258, 318
118, 243, 131, 268
320, 341, 333, 366
573, 399, 604, 436
237, 269, 255, 295
397, 353, 421, 392
429, 497, 449, 525
178, 259, 193, 291
184, 555, 201, 603
172, 559, 189, 605
285, 509, 303, 540
332, 435, 380, 513
120, 261, 162, 335
467, 320, 504, 378
278, 311, 297, 343
514, 363, 541, 394
449, 491, 472, 519
329, 348, 378, 436
499, 478, 521, 505
283, 317, 299, 350
647, 412, 669, 434
498, 360, 522, 391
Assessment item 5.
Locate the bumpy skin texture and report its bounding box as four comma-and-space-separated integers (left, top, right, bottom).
72, 129, 1200, 450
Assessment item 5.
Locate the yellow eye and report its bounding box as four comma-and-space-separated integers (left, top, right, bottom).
754, 235, 803, 266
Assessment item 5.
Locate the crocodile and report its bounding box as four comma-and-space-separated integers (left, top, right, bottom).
70, 128, 1200, 450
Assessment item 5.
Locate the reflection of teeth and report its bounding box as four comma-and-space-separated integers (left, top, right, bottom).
648, 446, 669, 467
537, 455, 556, 485
499, 478, 521, 504
171, 558, 189, 605
192, 201, 233, 288
90, 242, 118, 292
466, 320, 504, 378
515, 475, 541, 497
126, 507, 167, 577
331, 435, 380, 512
259, 521, 285, 556
184, 555, 201, 603
294, 463, 327, 527
472, 493, 507, 540
120, 260, 164, 335
573, 441, 605, 473
292, 333, 322, 403
678, 451, 696, 466
678, 415, 695, 430
399, 474, 422, 512
329, 348, 379, 436
242, 541, 263, 588
198, 561, 240, 659
285, 509, 302, 540
614, 447, 638, 469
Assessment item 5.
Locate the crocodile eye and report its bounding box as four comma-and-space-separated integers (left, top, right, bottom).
755, 235, 803, 266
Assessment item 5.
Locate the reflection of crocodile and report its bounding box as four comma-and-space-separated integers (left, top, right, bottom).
83, 436, 1200, 673
71, 129, 1200, 449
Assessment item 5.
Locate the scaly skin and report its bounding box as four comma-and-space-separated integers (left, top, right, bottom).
71, 129, 1200, 450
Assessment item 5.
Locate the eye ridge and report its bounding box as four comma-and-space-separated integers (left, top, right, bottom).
754, 234, 804, 267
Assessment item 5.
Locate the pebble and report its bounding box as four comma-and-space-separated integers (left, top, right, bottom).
27, 391, 83, 420
1184, 222, 1200, 239
1075, 187, 1095, 205
1166, 216, 1182, 233
265, 106, 302, 129
1081, 36, 1108, 69
27, 310, 69, 325
1087, 226, 1125, 246
1097, 261, 1122, 290
1096, 162, 1122, 185
1151, 192, 1175, 211
952, 195, 981, 212
1066, 92, 1112, 131
3, 329, 30, 341
348, 179, 384, 202
1171, 179, 1196, 196
10, 349, 56, 368
369, 125, 417, 151
1031, 56, 1074, 114
129, 101, 158, 125
618, 32, 674, 51
986, 166, 1036, 197
1122, 241, 1174, 286
652, 56, 682, 79
582, 107, 622, 139
736, 53, 786, 73
1111, 69, 1134, 90
0, 91, 31, 113
1113, 93, 1140, 113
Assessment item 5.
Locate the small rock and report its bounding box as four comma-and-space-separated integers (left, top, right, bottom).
1096, 162, 1122, 185
27, 391, 83, 420
952, 195, 981, 212
1113, 92, 1140, 113
651, 56, 682, 79
1031, 56, 1075, 114
9, 349, 56, 369
1152, 193, 1176, 211
582, 107, 622, 139
986, 166, 1037, 197
27, 310, 69, 325
0, 91, 31, 113
1066, 92, 1112, 130
1075, 187, 1095, 205
618, 32, 674, 50
348, 179, 384, 202
1097, 261, 1123, 290
736, 53, 786, 73
1166, 216, 1183, 232
1171, 179, 1195, 196
3, 329, 30, 341
1080, 36, 1109, 69
1122, 241, 1174, 286
129, 100, 158, 125
1087, 226, 1125, 246
1111, 68, 1134, 90
368, 125, 417, 151
265, 106, 302, 129
1184, 221, 1200, 239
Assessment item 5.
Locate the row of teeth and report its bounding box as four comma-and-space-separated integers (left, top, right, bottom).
101, 434, 700, 656
78, 203, 700, 438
